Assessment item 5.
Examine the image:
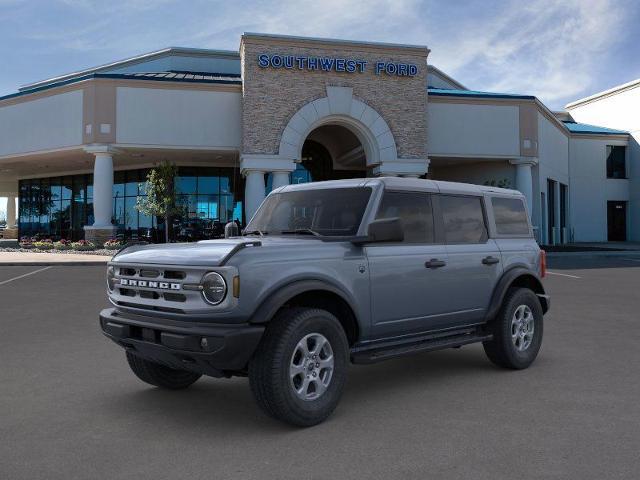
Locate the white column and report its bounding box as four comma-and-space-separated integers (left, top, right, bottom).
244, 170, 266, 222
271, 171, 290, 190
6, 195, 17, 228
92, 152, 115, 227
554, 181, 562, 244
510, 158, 537, 216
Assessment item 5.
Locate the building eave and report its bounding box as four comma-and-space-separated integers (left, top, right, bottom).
565, 78, 640, 109
19, 47, 241, 93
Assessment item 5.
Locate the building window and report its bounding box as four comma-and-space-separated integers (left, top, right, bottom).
440, 195, 488, 244
18, 166, 244, 242
606, 145, 626, 179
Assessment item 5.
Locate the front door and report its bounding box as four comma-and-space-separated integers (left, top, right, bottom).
607, 201, 627, 241
366, 191, 451, 338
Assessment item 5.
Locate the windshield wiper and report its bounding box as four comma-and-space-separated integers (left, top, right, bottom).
279, 228, 322, 237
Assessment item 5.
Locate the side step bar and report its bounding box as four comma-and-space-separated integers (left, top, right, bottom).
350, 330, 492, 364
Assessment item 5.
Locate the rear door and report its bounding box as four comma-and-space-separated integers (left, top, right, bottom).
437, 194, 503, 325
366, 190, 451, 338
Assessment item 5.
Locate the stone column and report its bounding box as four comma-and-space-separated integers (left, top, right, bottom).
6, 195, 16, 228
244, 170, 266, 222
2, 195, 18, 240
271, 171, 290, 190
510, 158, 537, 216
84, 145, 117, 245
241, 154, 295, 223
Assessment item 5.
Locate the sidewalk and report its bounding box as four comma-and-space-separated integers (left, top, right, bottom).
0, 251, 112, 266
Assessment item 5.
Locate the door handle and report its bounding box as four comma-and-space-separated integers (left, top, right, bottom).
482, 256, 500, 265
425, 259, 446, 269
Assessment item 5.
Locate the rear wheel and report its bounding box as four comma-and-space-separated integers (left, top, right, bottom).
249, 307, 349, 427
483, 287, 543, 369
126, 351, 201, 389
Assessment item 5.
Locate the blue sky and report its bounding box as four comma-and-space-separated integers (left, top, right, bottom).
1, 0, 640, 215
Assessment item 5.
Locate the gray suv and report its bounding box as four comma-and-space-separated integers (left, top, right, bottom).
100, 178, 549, 426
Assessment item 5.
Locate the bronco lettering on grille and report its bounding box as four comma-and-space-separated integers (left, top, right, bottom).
119, 279, 181, 290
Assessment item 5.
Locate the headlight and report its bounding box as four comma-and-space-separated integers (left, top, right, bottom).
107, 266, 116, 292
201, 272, 227, 305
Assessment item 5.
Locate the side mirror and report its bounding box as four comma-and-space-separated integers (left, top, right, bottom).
352, 217, 404, 244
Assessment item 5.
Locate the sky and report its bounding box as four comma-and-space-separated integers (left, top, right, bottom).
1, 0, 640, 215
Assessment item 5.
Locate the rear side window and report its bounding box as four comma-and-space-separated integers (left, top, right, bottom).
376, 191, 434, 243
440, 195, 487, 244
492, 197, 530, 235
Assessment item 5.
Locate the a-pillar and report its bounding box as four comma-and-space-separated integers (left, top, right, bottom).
510, 158, 538, 216
83, 145, 118, 245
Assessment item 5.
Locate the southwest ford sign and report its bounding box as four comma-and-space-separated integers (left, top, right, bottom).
257, 54, 418, 77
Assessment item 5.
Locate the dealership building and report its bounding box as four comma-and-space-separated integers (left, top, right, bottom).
0, 33, 637, 244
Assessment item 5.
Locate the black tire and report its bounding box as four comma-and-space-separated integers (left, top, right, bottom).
126, 351, 202, 389
483, 287, 544, 369
249, 307, 349, 427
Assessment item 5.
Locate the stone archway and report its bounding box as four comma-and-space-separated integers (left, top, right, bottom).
278, 86, 398, 168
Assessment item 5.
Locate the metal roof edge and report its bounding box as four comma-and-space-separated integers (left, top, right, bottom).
2, 72, 242, 103
19, 47, 240, 92
565, 78, 640, 109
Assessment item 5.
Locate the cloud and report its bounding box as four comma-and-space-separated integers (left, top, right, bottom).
1, 0, 637, 109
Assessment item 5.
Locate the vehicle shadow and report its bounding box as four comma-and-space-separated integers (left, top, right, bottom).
100, 346, 501, 433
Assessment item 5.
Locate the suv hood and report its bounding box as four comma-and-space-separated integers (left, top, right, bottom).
111, 236, 325, 266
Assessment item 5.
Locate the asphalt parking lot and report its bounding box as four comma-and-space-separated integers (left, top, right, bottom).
1, 257, 640, 479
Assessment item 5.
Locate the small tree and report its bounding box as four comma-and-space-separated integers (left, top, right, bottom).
136, 161, 182, 243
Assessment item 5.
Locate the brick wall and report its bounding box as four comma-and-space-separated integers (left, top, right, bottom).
240, 36, 429, 160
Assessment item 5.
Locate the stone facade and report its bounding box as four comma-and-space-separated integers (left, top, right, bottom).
240, 34, 429, 162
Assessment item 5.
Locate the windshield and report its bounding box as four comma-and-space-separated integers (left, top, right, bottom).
245, 187, 372, 237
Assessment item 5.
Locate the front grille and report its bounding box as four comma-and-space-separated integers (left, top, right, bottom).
110, 264, 213, 315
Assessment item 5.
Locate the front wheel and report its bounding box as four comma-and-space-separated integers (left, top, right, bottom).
249, 307, 349, 427
483, 287, 544, 369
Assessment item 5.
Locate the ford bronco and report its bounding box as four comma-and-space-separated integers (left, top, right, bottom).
100, 177, 549, 426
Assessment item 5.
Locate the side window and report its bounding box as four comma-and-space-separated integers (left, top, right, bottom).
376, 191, 434, 243
492, 197, 530, 235
440, 195, 487, 244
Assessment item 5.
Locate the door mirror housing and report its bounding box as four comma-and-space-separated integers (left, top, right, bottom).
352, 217, 404, 244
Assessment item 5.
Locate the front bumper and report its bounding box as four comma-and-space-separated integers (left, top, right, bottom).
99, 308, 264, 377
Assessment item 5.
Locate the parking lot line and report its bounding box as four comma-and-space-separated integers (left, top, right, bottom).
546, 271, 581, 279
0, 266, 52, 286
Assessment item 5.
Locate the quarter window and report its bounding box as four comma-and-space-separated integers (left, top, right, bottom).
492, 197, 530, 235
376, 191, 434, 243
440, 195, 487, 244
606, 146, 626, 179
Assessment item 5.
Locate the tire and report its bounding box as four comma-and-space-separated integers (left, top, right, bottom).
249, 307, 349, 427
483, 287, 544, 369
126, 351, 202, 389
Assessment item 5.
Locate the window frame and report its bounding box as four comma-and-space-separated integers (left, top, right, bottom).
488, 195, 533, 238
606, 145, 627, 180
436, 193, 490, 245
373, 189, 438, 245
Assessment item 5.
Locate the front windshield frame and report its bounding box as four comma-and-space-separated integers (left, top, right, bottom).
245, 186, 373, 238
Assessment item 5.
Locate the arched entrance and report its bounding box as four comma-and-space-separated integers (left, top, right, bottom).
298, 124, 368, 182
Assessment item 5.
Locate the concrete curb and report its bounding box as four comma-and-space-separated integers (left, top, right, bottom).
546, 250, 640, 258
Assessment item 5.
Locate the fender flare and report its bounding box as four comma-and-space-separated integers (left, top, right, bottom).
248, 279, 359, 325
485, 267, 548, 322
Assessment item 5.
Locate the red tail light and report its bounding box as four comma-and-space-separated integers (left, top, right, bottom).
540, 250, 547, 278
